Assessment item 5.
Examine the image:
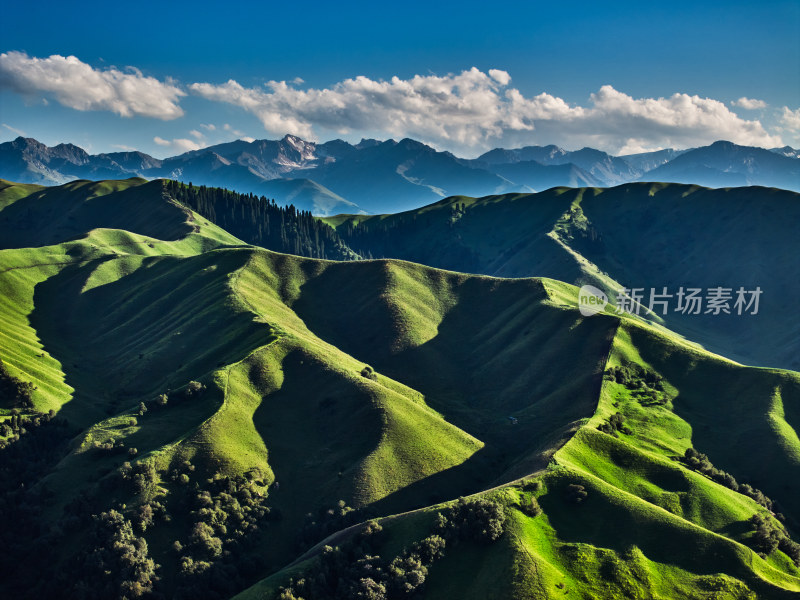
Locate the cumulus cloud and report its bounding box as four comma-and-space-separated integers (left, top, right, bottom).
0, 51, 185, 119
153, 136, 202, 153
188, 68, 782, 154
733, 97, 767, 110
780, 107, 800, 133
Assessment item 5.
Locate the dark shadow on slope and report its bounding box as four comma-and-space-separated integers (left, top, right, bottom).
625, 325, 800, 529
249, 345, 385, 570
24, 249, 278, 499
0, 179, 192, 250
539, 475, 799, 598
291, 262, 618, 492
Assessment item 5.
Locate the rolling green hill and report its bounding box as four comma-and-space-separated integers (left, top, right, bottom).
325, 183, 800, 372
0, 178, 798, 600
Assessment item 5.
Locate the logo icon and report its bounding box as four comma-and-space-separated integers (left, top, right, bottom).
578, 285, 608, 317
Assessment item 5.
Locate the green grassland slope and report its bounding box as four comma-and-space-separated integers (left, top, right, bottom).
241, 312, 800, 600
0, 179, 798, 600
325, 183, 800, 372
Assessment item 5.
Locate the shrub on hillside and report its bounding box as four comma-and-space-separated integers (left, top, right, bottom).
749, 514, 781, 555
682, 448, 776, 511
360, 365, 378, 381
747, 514, 800, 565
522, 495, 542, 517
434, 497, 506, 543
73, 510, 158, 599
598, 412, 631, 436
565, 484, 588, 504
0, 358, 36, 409
277, 522, 450, 600
184, 381, 206, 399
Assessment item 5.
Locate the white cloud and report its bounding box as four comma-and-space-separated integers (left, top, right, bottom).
189, 69, 782, 154
241, 136, 255, 143
189, 129, 204, 139
488, 69, 511, 86
111, 143, 136, 151
733, 97, 767, 110
153, 136, 202, 153
200, 123, 216, 131
2, 123, 26, 136
0, 51, 185, 119
780, 107, 800, 133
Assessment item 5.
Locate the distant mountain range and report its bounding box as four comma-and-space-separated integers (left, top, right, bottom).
1, 135, 797, 214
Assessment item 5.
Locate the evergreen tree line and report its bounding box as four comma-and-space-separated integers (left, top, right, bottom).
163, 180, 486, 270
162, 180, 355, 260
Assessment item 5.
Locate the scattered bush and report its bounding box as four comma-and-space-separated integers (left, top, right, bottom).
565, 484, 588, 504
184, 381, 206, 399
682, 448, 775, 511
749, 514, 782, 555
172, 470, 272, 598
434, 497, 506, 543
297, 499, 358, 550
605, 363, 668, 405
605, 364, 663, 390
521, 495, 542, 517
277, 521, 450, 600
598, 412, 631, 436
0, 358, 36, 409
73, 510, 158, 599
360, 365, 378, 381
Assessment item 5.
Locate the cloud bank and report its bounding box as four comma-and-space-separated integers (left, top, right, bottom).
780, 107, 800, 133
1, 52, 790, 154
190, 68, 783, 154
0, 51, 185, 119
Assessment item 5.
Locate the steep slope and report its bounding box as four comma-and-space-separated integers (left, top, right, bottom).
240, 305, 800, 600
328, 183, 800, 371
2, 178, 799, 600
0, 179, 611, 598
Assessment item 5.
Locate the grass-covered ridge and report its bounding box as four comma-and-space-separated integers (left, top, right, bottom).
0, 178, 798, 600
324, 183, 800, 371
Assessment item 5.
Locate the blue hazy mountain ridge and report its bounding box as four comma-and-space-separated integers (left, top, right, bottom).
1, 136, 797, 215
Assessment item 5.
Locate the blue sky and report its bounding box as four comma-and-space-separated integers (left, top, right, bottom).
1, 0, 798, 157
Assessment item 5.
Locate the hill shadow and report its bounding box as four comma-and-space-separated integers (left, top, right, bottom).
291, 262, 618, 489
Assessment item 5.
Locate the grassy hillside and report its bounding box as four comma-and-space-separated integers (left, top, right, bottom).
326, 183, 800, 371
0, 178, 798, 600
240, 316, 800, 600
